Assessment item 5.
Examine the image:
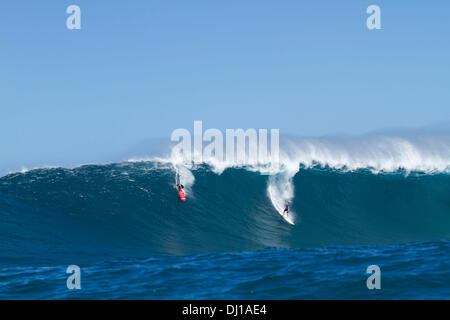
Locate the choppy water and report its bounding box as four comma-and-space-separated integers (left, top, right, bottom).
1, 241, 449, 299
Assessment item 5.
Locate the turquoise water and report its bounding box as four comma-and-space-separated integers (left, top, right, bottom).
0, 163, 449, 299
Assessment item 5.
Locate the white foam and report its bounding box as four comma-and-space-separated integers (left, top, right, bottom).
5, 132, 449, 225
133, 132, 450, 224
267, 171, 297, 225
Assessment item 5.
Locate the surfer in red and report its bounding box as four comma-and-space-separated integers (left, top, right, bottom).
176, 184, 186, 201
283, 202, 290, 216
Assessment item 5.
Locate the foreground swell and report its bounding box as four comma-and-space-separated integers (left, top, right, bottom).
1, 240, 449, 299
0, 162, 449, 265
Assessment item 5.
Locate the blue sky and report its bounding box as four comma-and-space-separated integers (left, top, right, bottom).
1, 1, 449, 174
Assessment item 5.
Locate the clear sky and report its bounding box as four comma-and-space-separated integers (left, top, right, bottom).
1, 1, 449, 174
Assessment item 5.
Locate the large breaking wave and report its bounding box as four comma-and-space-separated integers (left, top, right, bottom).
0, 132, 449, 265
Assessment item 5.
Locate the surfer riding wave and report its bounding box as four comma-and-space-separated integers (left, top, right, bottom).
283, 202, 290, 217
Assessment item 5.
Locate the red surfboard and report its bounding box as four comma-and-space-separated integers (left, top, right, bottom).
178, 189, 186, 202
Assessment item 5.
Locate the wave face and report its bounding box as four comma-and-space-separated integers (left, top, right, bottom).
1, 161, 449, 265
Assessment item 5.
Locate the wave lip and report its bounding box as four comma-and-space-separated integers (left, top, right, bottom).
1, 159, 449, 264
157, 132, 450, 228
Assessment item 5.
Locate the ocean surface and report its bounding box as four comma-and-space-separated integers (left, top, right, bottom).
0, 159, 449, 299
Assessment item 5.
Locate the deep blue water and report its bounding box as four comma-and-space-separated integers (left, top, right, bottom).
1, 241, 449, 299
0, 162, 449, 299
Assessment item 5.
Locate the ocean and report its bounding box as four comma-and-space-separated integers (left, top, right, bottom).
0, 158, 449, 299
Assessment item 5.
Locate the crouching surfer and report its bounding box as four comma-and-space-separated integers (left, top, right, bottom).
176, 184, 186, 202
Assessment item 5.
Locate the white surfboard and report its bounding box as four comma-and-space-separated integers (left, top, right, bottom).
268, 188, 295, 225
278, 208, 295, 225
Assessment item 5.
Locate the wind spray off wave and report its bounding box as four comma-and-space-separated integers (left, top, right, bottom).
2, 131, 448, 264
136, 130, 450, 227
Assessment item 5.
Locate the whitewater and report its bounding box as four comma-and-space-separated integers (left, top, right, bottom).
1, 131, 449, 299
129, 132, 450, 227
